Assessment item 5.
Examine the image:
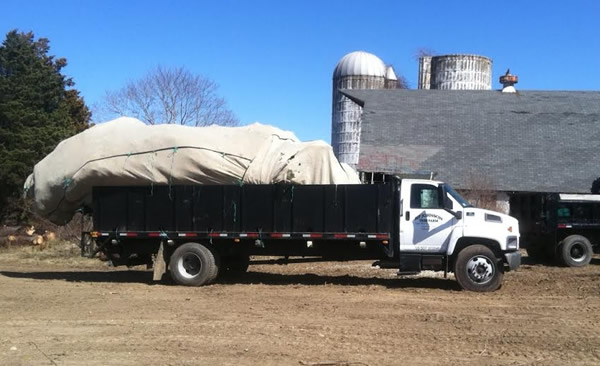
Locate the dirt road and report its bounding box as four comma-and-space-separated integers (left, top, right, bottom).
0, 245, 599, 365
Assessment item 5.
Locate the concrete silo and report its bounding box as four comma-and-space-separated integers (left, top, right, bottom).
332, 51, 393, 167
384, 66, 398, 89
418, 54, 492, 90
418, 56, 432, 89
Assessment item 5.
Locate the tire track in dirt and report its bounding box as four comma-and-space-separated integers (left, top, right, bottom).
1, 255, 600, 365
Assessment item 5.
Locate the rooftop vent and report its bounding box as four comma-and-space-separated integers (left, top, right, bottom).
500, 69, 518, 93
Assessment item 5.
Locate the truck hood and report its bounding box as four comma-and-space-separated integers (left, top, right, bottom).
463, 207, 520, 237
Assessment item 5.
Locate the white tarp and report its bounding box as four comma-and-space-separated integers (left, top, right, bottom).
25, 117, 360, 224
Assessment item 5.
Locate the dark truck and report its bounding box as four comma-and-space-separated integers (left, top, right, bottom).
519, 193, 600, 267
82, 178, 521, 292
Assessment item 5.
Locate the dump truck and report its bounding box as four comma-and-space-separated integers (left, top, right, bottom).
82, 177, 521, 292
520, 193, 600, 267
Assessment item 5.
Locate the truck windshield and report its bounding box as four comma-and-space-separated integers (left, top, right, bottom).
443, 184, 473, 208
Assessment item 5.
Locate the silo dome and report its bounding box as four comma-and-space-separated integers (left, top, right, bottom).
385, 66, 397, 81
332, 51, 388, 168
333, 51, 386, 78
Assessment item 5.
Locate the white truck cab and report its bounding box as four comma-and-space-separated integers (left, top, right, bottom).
398, 179, 521, 291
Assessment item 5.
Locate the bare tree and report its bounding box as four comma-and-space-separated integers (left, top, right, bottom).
415, 47, 436, 61
396, 75, 410, 89
457, 172, 500, 212
99, 66, 238, 126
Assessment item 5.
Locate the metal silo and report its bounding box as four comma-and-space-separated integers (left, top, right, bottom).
418, 54, 492, 90
332, 51, 386, 167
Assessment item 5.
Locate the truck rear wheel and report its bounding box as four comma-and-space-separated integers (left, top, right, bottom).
169, 242, 218, 286
559, 235, 593, 267
454, 245, 504, 292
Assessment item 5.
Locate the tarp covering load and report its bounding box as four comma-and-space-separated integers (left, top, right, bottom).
25, 117, 359, 225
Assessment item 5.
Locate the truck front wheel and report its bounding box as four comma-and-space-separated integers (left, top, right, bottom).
454, 245, 504, 292
169, 242, 218, 286
559, 235, 593, 267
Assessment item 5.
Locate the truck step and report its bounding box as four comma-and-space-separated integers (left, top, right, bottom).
372, 260, 400, 269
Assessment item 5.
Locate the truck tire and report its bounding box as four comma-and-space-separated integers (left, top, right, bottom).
169, 242, 218, 286
454, 245, 504, 292
205, 246, 221, 284
559, 235, 593, 267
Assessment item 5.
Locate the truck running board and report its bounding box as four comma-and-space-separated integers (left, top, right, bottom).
372, 260, 423, 276
397, 271, 420, 276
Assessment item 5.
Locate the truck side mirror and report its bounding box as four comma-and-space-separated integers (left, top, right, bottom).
444, 197, 453, 210
443, 197, 462, 220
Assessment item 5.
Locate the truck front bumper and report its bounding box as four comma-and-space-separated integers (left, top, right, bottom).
504, 251, 521, 271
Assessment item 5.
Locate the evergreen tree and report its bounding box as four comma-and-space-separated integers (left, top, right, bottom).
592, 177, 600, 194
0, 30, 90, 220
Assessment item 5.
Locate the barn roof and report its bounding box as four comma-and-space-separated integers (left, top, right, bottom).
342, 89, 600, 193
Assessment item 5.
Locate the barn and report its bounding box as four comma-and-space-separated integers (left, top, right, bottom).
340, 88, 600, 226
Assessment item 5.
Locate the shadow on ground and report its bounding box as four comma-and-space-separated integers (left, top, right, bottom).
0, 268, 462, 291
0, 270, 155, 284
220, 271, 462, 291
520, 256, 557, 266
521, 255, 600, 267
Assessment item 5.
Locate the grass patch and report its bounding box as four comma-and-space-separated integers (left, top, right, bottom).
0, 240, 103, 268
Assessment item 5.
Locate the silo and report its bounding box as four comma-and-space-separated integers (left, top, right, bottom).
332, 51, 386, 167
418, 56, 432, 89
431, 54, 492, 90
384, 66, 398, 89
418, 54, 492, 90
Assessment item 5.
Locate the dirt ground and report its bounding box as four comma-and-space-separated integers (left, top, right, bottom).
0, 243, 599, 366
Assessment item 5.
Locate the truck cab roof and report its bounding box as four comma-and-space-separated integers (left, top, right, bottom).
559, 194, 600, 202
401, 178, 444, 186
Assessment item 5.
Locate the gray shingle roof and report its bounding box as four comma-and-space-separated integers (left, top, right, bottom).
342, 89, 600, 193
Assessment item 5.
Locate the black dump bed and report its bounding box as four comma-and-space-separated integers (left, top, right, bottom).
92, 183, 397, 235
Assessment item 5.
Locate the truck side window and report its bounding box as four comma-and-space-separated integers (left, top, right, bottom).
573, 205, 592, 222
594, 204, 600, 221
557, 206, 571, 218
410, 184, 441, 209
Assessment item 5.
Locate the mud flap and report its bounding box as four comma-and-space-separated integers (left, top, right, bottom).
81, 233, 97, 257
153, 242, 167, 281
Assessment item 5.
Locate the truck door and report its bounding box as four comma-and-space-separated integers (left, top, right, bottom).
400, 182, 456, 253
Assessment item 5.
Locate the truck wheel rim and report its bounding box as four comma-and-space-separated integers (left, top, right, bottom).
178, 253, 202, 279
570, 243, 586, 262
466, 256, 494, 284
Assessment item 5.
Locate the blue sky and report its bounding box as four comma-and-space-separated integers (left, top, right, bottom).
1, 0, 599, 142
